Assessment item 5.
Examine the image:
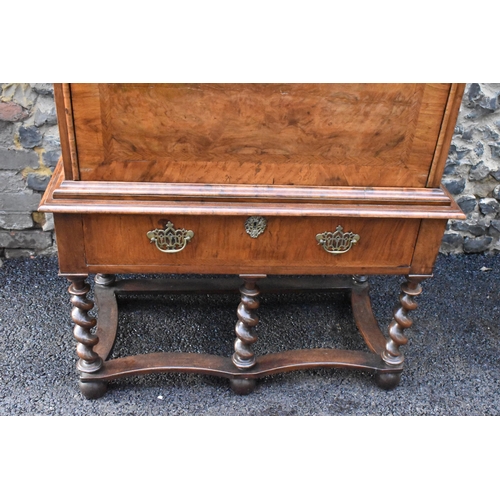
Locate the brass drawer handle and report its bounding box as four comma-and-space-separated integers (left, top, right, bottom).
316, 225, 360, 254
147, 221, 194, 253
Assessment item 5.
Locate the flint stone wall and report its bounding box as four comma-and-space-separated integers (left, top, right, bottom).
442, 83, 500, 254
0, 83, 58, 262
1, 83, 499, 264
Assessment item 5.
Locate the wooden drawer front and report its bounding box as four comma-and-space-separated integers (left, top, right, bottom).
83, 214, 420, 274
70, 83, 451, 188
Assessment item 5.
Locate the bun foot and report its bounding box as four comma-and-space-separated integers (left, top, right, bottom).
79, 380, 108, 399
375, 372, 401, 390
230, 378, 256, 395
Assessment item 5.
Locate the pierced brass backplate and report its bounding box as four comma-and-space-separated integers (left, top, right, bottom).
245, 216, 267, 238
316, 225, 360, 254
147, 221, 194, 253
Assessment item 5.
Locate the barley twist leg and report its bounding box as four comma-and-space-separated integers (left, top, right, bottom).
67, 276, 107, 399
230, 275, 264, 395
377, 276, 425, 389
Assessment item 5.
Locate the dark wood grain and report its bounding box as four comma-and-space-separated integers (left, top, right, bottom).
39, 159, 466, 220
232, 276, 263, 370
351, 286, 387, 354
53, 84, 79, 180
67, 276, 102, 373
382, 276, 426, 367
79, 349, 400, 382
410, 219, 448, 275
80, 214, 420, 275
69, 83, 454, 187
53, 180, 454, 205
103, 275, 359, 295
53, 213, 87, 274
426, 83, 466, 187
93, 284, 119, 360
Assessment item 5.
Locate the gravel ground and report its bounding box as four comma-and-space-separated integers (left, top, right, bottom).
0, 253, 499, 416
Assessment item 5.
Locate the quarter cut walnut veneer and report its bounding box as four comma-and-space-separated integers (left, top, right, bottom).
41, 83, 465, 399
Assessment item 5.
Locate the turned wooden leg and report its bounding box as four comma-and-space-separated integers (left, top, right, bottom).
232, 275, 262, 369
230, 274, 265, 394
230, 378, 257, 396
352, 274, 368, 285
78, 380, 107, 399
67, 276, 107, 399
382, 276, 425, 365
377, 275, 426, 389
94, 273, 116, 286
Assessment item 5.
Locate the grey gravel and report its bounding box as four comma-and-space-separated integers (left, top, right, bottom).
0, 254, 499, 416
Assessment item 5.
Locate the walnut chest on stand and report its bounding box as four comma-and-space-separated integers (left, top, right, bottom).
39, 84, 465, 399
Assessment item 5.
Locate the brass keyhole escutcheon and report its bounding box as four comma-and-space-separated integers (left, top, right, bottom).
245, 216, 267, 238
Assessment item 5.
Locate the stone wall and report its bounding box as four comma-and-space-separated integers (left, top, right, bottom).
442, 83, 500, 254
0, 83, 59, 262
0, 83, 499, 265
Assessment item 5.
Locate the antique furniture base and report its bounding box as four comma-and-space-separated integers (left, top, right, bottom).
44, 83, 466, 400
69, 273, 425, 399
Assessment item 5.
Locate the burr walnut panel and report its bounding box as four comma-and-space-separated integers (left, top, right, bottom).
82, 214, 420, 274
69, 83, 451, 187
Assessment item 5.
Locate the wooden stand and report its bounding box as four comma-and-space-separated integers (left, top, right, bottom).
40, 83, 466, 399
67, 273, 425, 399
